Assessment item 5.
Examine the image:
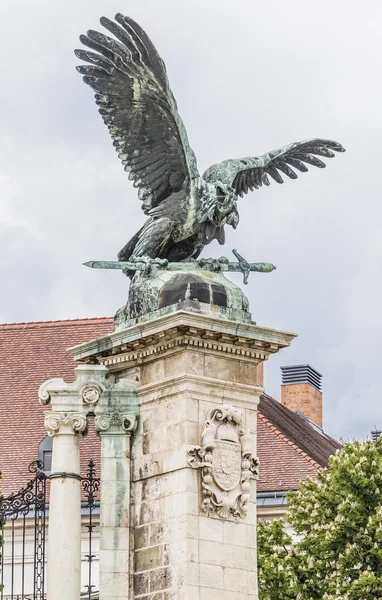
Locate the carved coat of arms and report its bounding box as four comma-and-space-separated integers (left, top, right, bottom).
188, 405, 259, 520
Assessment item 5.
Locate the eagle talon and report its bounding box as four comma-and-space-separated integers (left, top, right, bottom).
129, 256, 169, 275
151, 258, 169, 268
197, 257, 226, 272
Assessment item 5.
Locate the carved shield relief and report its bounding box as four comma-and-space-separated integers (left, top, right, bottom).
188, 405, 259, 520
213, 440, 241, 491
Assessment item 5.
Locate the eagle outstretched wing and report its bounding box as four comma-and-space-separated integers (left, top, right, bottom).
75, 13, 199, 213
203, 139, 345, 197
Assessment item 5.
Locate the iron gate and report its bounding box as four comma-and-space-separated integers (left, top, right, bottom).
0, 461, 47, 600
0, 459, 99, 600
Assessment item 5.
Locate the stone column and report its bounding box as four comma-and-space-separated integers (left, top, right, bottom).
38, 364, 109, 600
44, 411, 87, 600
95, 412, 137, 600
39, 363, 139, 600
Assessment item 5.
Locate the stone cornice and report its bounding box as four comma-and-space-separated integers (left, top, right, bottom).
68, 311, 297, 368
100, 333, 269, 371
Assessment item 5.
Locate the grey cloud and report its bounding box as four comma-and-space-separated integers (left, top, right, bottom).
1, 0, 381, 440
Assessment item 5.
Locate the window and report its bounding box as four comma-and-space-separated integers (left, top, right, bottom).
38, 435, 53, 474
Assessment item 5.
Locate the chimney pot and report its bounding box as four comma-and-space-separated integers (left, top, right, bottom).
281, 364, 323, 427
371, 430, 382, 442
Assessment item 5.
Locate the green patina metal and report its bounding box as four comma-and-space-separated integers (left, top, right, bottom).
83, 250, 276, 285
75, 13, 345, 269
84, 251, 276, 329
76, 12, 345, 333
113, 266, 254, 331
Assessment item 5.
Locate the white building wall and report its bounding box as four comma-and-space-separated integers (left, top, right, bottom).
1, 516, 100, 599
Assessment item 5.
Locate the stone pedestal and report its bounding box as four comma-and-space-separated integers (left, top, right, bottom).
70, 310, 296, 599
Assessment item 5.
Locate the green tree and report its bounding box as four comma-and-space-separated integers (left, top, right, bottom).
258, 437, 382, 600
0, 470, 2, 593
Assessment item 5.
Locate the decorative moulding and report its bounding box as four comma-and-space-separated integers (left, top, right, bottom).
98, 331, 269, 371
68, 310, 296, 365
188, 405, 259, 520
38, 366, 108, 408
81, 383, 102, 406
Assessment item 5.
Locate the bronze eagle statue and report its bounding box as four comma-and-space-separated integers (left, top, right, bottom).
75, 14, 344, 263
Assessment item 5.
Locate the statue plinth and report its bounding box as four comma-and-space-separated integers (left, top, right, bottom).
115, 267, 252, 330
83, 252, 277, 330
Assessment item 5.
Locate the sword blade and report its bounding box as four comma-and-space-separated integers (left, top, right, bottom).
83, 260, 276, 273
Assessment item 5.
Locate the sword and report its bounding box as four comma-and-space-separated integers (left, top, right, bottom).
83, 250, 276, 285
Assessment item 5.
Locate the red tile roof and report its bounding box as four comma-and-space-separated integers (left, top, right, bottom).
256, 412, 319, 492
0, 317, 338, 496
258, 393, 341, 472
0, 318, 113, 495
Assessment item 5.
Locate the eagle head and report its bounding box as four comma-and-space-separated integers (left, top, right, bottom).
214, 182, 239, 229
199, 180, 239, 229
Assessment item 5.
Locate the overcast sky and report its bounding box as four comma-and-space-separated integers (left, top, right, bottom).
1, 0, 381, 441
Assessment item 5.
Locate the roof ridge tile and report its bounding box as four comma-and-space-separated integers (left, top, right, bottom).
0, 316, 114, 329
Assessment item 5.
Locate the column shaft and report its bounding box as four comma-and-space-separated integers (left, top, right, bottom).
46, 418, 85, 600
97, 415, 135, 600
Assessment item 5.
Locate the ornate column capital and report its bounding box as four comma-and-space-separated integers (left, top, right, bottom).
44, 411, 88, 437
38, 364, 108, 411
95, 412, 137, 436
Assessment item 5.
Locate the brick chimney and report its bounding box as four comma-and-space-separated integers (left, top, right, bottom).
281, 364, 323, 427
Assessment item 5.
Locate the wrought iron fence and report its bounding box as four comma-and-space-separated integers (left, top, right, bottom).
81, 460, 100, 600
0, 460, 47, 600
0, 459, 99, 600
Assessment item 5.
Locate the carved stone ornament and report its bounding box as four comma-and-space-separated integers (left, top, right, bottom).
44, 412, 88, 437
81, 383, 102, 406
188, 405, 259, 520
95, 412, 137, 434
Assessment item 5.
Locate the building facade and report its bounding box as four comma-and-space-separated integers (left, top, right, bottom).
0, 318, 340, 598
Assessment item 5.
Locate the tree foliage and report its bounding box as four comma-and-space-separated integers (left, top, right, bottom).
258, 438, 382, 600
0, 470, 2, 593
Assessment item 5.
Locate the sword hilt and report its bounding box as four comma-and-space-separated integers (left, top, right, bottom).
232, 249, 251, 284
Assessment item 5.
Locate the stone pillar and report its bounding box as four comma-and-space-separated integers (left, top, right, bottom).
44, 411, 87, 600
39, 364, 139, 600
69, 311, 296, 600
95, 411, 137, 600
131, 342, 262, 599
38, 365, 109, 600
